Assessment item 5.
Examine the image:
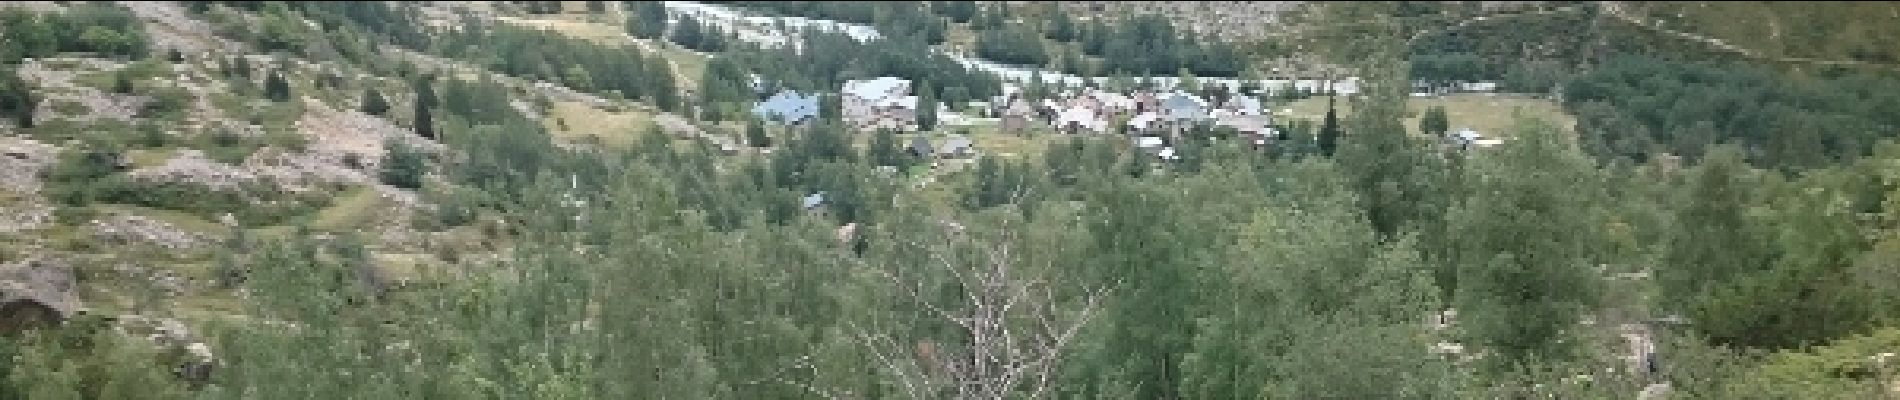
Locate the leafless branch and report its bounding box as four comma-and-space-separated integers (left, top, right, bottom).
856, 215, 1115, 400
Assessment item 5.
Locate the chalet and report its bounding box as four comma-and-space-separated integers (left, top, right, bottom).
907, 135, 935, 158
1056, 106, 1108, 134
843, 77, 918, 131
1157, 146, 1180, 162
752, 90, 820, 125
1159, 92, 1209, 132
1458, 81, 1499, 93
1134, 135, 1166, 151
1215, 114, 1275, 137
937, 136, 976, 159
1448, 128, 1503, 150
1127, 111, 1163, 133
803, 192, 828, 216
999, 100, 1042, 134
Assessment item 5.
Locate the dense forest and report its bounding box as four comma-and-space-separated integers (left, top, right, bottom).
0, 4, 150, 64
696, 0, 1246, 77
1564, 56, 1900, 170
6, 1, 1900, 399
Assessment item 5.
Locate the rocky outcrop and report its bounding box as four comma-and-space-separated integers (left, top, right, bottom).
17, 58, 149, 123
0, 258, 79, 331
0, 203, 54, 234
0, 136, 59, 195
128, 148, 258, 190
90, 214, 213, 250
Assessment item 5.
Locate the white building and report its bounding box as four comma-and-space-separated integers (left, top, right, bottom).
842, 77, 917, 131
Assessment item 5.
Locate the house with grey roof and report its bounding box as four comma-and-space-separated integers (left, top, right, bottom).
1159, 92, 1209, 132
752, 90, 820, 125
908, 135, 934, 158
1000, 100, 1042, 134
937, 135, 976, 159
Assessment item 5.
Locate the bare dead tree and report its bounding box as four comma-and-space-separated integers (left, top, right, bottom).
854, 215, 1114, 400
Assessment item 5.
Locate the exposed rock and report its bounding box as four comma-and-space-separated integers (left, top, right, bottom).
0, 257, 80, 331
128, 148, 258, 190
90, 214, 212, 251
0, 136, 60, 195
17, 58, 149, 122
116, 0, 246, 54
0, 202, 54, 234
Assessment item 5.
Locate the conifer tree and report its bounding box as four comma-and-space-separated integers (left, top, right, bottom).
263, 70, 292, 102
360, 87, 390, 116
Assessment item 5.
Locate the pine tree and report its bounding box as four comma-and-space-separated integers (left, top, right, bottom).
915, 82, 938, 131
413, 79, 437, 140
746, 117, 770, 148
820, 93, 842, 121
0, 67, 34, 128
380, 138, 426, 189
868, 128, 899, 167
112, 69, 135, 94
360, 87, 390, 116
1317, 94, 1340, 156
628, 1, 668, 39
1420, 105, 1449, 137
263, 71, 292, 102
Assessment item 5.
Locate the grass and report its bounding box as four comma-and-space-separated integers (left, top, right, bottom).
958, 123, 1051, 161
75, 71, 116, 92
88, 204, 231, 237
373, 252, 440, 284
307, 186, 383, 233
1279, 93, 1577, 138
544, 100, 658, 148
494, 14, 707, 87
1627, 2, 1900, 64
125, 147, 178, 169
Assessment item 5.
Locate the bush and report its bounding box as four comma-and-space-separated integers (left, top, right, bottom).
380, 139, 427, 189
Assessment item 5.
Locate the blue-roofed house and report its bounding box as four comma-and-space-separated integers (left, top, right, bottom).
803, 192, 828, 216
753, 90, 820, 125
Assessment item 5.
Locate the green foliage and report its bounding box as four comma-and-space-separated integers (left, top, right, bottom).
1318, 96, 1341, 156
1420, 105, 1449, 137
0, 66, 34, 128
671, 15, 728, 53
359, 87, 390, 116
1077, 15, 1244, 76
1722, 327, 1900, 399
1564, 56, 1900, 170
627, 1, 669, 39
263, 70, 292, 102
697, 56, 752, 121
380, 139, 427, 190
866, 128, 900, 168
435, 18, 679, 112
939, 0, 977, 23
413, 82, 436, 140
745, 117, 770, 148
718, 22, 1000, 103
2, 321, 191, 400
1449, 118, 1607, 364
976, 24, 1048, 66
0, 4, 149, 63
915, 83, 938, 131
112, 68, 136, 94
